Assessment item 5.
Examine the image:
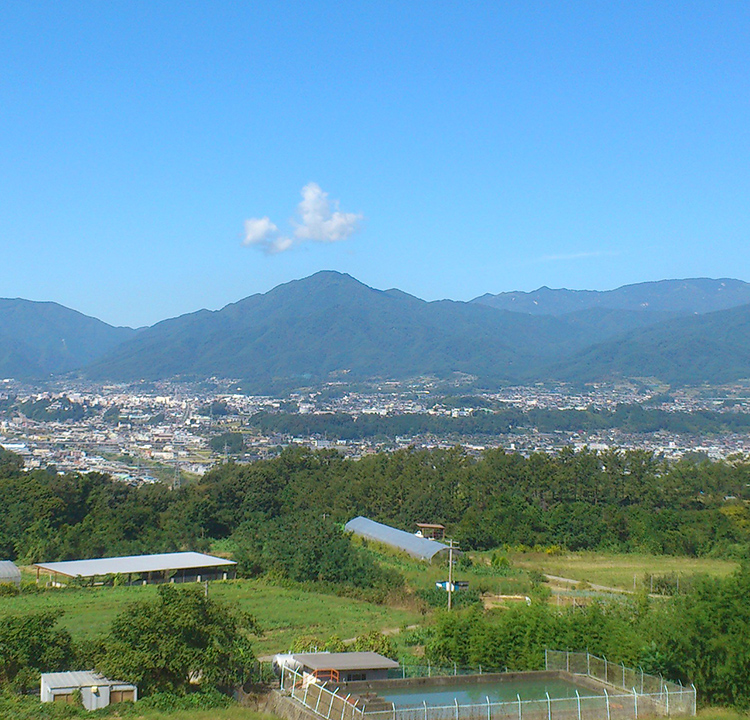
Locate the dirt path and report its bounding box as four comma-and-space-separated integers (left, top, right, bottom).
543, 573, 629, 594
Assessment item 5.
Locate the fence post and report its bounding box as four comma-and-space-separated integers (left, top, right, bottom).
517, 693, 522, 720
545, 649, 548, 671
587, 652, 591, 677
315, 687, 324, 714
487, 695, 491, 720
455, 698, 459, 720
281, 665, 285, 692
424, 700, 428, 720
393, 701, 397, 720
691, 684, 696, 716
632, 688, 638, 720
604, 657, 608, 684
403, 667, 406, 679
566, 652, 570, 673
428, 662, 431, 678
546, 692, 551, 720
575, 690, 581, 720
303, 679, 310, 706
640, 668, 644, 694
480, 665, 483, 675
666, 686, 670, 717
342, 695, 350, 720
622, 663, 626, 688
328, 690, 338, 720
604, 688, 611, 720
454, 662, 457, 677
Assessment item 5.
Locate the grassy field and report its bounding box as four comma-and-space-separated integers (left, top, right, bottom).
507, 551, 739, 592
0, 694, 277, 720
0, 578, 421, 655
361, 542, 535, 598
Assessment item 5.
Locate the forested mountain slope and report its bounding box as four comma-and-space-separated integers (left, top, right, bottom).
0, 298, 135, 378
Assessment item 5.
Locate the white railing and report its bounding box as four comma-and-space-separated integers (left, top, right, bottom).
281, 666, 366, 720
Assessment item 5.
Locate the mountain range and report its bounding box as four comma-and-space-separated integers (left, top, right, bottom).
2, 273, 750, 388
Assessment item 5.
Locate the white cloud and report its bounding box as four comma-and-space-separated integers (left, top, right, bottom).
242, 183, 362, 254
243, 217, 280, 248
293, 183, 362, 243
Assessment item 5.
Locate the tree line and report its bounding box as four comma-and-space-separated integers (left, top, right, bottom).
2, 446, 750, 566
248, 404, 750, 439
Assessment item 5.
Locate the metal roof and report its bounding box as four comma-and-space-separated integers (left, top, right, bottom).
42, 671, 135, 690
34, 552, 236, 578
0, 560, 22, 584
345, 516, 449, 561
293, 652, 399, 671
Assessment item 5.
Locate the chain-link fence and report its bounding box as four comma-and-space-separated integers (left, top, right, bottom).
545, 651, 695, 717
279, 652, 695, 720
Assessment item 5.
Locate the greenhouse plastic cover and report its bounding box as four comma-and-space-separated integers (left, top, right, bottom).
0, 560, 21, 584
345, 516, 449, 560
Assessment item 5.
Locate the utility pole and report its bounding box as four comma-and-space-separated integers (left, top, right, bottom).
447, 539, 459, 610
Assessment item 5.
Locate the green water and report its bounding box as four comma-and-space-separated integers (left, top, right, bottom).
380, 677, 602, 708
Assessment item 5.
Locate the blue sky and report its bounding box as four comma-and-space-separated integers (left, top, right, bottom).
1, 1, 749, 327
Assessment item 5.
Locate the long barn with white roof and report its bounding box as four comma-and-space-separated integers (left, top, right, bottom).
34, 551, 236, 585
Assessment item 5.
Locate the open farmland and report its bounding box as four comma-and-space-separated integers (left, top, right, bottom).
507, 550, 739, 592
0, 577, 421, 655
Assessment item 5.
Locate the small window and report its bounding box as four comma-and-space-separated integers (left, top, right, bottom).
345, 672, 367, 682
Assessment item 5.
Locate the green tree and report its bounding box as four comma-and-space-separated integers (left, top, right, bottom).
0, 611, 76, 692
96, 584, 258, 695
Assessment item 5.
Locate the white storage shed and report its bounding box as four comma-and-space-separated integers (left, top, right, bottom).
41, 671, 137, 710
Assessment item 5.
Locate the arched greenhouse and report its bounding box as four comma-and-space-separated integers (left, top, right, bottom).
0, 560, 21, 588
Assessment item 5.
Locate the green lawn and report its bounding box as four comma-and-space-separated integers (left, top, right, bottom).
0, 578, 421, 655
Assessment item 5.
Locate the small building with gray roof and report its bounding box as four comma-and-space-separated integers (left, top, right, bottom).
292, 652, 399, 683
41, 671, 137, 710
